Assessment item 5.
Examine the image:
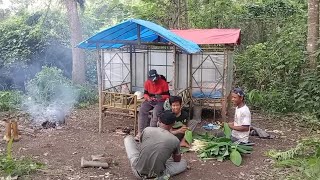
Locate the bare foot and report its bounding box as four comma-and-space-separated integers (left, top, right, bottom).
134, 134, 141, 142
180, 140, 190, 148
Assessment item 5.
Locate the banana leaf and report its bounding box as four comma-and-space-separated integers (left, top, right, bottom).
172, 121, 184, 129
185, 130, 193, 144
223, 123, 232, 139
230, 149, 242, 166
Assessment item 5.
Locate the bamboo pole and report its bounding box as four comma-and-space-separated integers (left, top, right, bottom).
227, 50, 234, 117
133, 95, 137, 136
96, 44, 103, 133
101, 50, 105, 91
129, 45, 133, 92
221, 49, 228, 121
172, 46, 177, 95
188, 54, 193, 120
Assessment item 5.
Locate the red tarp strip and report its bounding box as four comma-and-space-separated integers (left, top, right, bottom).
170, 29, 241, 45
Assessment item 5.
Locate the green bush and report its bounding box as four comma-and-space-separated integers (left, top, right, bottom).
26, 66, 97, 109
75, 85, 98, 108
0, 91, 22, 112
268, 137, 320, 179
0, 139, 43, 176
294, 71, 320, 118
235, 13, 307, 115
25, 66, 75, 105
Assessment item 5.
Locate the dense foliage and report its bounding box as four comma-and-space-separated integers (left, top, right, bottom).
0, 0, 318, 178
0, 91, 22, 112
0, 0, 316, 117
26, 66, 97, 107
268, 137, 320, 179
26, 66, 74, 104
0, 139, 43, 176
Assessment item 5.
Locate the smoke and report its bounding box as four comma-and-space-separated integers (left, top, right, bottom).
22, 68, 79, 127
24, 84, 79, 126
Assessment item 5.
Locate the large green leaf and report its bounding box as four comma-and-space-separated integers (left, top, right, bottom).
236, 147, 252, 154
223, 146, 229, 157
211, 147, 220, 156
216, 137, 232, 143
237, 144, 254, 151
223, 123, 232, 139
216, 142, 230, 147
172, 121, 183, 129
185, 130, 193, 144
204, 143, 218, 151
230, 149, 242, 166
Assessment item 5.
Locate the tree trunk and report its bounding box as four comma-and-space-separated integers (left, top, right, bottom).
65, 0, 86, 84
307, 0, 319, 69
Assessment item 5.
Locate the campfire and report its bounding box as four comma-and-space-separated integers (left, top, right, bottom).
41, 121, 57, 129
29, 107, 66, 129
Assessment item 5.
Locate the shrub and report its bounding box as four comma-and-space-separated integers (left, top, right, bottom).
26, 66, 98, 109
268, 137, 320, 179
0, 139, 43, 176
235, 13, 307, 116
25, 66, 76, 105
0, 91, 22, 112
75, 85, 98, 108
294, 71, 320, 118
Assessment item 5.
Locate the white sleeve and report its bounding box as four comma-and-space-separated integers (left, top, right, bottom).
240, 108, 251, 126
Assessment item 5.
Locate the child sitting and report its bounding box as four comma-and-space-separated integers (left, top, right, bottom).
168, 96, 198, 147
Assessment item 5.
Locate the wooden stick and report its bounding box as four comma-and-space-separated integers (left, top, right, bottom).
81, 157, 109, 169
0, 121, 35, 136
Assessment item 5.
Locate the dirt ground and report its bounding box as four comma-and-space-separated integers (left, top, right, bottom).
0, 105, 310, 180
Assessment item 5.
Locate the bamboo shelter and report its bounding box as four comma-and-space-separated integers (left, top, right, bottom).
78, 19, 240, 133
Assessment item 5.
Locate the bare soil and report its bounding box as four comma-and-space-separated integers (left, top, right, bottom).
0, 105, 310, 180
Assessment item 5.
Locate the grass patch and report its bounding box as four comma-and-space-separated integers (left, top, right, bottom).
0, 139, 43, 177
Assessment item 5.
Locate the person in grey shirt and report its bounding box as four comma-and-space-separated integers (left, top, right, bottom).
124, 110, 187, 179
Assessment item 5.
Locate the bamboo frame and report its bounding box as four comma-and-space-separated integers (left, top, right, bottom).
84, 21, 239, 133
102, 91, 138, 135
177, 88, 193, 108
96, 42, 235, 132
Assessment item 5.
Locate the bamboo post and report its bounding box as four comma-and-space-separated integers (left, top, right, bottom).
129, 45, 133, 92
133, 95, 137, 136
221, 49, 228, 121
226, 50, 232, 117
101, 50, 105, 91
96, 44, 103, 133
188, 54, 193, 120
172, 46, 177, 95
137, 25, 141, 45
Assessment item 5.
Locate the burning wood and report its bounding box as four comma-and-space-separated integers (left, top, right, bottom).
28, 107, 66, 129
41, 121, 57, 129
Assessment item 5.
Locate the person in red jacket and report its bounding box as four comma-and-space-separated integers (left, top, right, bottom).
136, 69, 170, 140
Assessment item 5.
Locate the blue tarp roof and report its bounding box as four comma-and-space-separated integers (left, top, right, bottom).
77, 19, 201, 54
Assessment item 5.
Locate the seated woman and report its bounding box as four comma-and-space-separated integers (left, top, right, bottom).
168, 96, 198, 147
